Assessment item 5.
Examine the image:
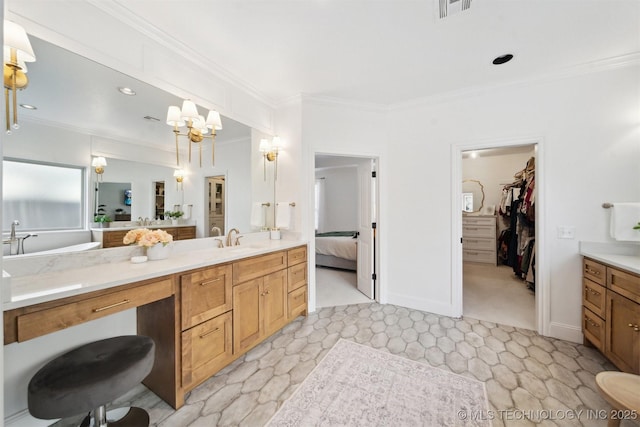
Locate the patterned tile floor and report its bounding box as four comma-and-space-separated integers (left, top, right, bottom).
54, 303, 638, 427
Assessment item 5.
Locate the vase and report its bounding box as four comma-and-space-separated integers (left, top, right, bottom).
171, 219, 178, 225
146, 243, 171, 260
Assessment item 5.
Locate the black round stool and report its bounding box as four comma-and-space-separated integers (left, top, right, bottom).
28, 335, 155, 426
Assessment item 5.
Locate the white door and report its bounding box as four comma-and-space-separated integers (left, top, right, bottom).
357, 159, 375, 299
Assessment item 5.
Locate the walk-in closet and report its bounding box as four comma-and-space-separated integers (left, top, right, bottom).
462, 145, 537, 329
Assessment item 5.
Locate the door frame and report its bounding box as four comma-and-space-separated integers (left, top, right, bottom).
310, 152, 380, 310
451, 136, 549, 336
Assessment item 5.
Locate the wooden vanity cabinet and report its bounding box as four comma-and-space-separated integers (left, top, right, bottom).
582, 258, 640, 374
95, 226, 196, 248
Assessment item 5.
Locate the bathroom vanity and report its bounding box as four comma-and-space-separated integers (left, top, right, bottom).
3, 239, 308, 409
581, 244, 640, 375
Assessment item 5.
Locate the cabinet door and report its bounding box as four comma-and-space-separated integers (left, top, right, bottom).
263, 270, 288, 336
606, 291, 640, 374
181, 264, 232, 330
233, 278, 263, 354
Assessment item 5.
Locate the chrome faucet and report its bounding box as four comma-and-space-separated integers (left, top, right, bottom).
211, 226, 222, 236
10, 220, 19, 240
226, 228, 240, 246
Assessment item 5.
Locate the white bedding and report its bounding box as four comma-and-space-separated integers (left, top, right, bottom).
315, 236, 357, 261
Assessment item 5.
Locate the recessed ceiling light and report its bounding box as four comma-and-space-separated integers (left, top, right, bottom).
492, 54, 514, 65
19, 104, 37, 110
117, 87, 136, 96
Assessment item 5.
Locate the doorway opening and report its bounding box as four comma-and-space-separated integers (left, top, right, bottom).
314, 154, 379, 309
457, 142, 542, 331
206, 175, 225, 237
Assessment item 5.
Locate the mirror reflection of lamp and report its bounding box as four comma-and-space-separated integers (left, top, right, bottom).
259, 136, 282, 181
4, 20, 37, 134
91, 157, 107, 181
173, 169, 185, 191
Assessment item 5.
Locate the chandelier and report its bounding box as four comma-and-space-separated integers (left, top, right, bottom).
166, 100, 222, 167
4, 20, 36, 134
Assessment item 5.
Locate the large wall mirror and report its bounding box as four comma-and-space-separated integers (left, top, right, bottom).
2, 34, 274, 253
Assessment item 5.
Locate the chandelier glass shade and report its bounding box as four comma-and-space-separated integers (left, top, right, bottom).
166, 100, 222, 167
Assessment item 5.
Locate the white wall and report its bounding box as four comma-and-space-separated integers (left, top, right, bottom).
315, 165, 358, 233
386, 64, 640, 340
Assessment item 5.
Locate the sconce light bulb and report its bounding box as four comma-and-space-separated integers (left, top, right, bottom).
6, 129, 11, 135
13, 123, 19, 130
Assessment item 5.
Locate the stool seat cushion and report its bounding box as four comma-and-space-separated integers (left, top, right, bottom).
28, 335, 155, 420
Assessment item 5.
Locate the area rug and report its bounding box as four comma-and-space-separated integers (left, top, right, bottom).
267, 339, 490, 426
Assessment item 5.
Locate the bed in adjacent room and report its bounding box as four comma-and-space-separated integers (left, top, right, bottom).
315, 231, 358, 271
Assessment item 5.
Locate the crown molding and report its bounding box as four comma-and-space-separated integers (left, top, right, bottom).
87, 0, 277, 109
390, 51, 640, 111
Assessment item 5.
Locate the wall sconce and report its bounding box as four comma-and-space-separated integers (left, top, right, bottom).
259, 136, 282, 180
173, 169, 185, 190
91, 157, 107, 181
166, 100, 222, 167
3, 20, 36, 134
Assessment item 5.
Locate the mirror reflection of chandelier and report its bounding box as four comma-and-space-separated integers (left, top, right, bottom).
166, 100, 222, 167
3, 20, 37, 134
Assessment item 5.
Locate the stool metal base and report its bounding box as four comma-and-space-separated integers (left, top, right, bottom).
79, 406, 149, 427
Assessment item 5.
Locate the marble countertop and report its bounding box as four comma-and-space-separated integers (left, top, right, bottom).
3, 238, 306, 311
580, 241, 640, 275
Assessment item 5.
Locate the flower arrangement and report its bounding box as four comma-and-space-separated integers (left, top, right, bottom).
123, 228, 173, 247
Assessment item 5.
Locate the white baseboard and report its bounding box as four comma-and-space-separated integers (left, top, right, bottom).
548, 321, 583, 344
5, 409, 56, 427
386, 292, 457, 318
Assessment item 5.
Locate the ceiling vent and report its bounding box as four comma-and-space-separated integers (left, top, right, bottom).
439, 0, 472, 19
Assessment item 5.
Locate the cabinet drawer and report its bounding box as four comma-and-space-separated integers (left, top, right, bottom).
462, 225, 495, 238
583, 279, 606, 318
288, 246, 307, 266
181, 311, 232, 389
583, 258, 606, 286
608, 267, 640, 304
463, 249, 495, 264
288, 262, 307, 292
181, 264, 232, 330
462, 217, 495, 226
288, 286, 307, 319
233, 251, 287, 285
462, 237, 495, 251
177, 226, 196, 240
583, 307, 605, 352
17, 278, 174, 342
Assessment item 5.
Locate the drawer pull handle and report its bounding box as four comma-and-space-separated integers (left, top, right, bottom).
93, 299, 130, 313
465, 227, 479, 231
630, 324, 640, 332
584, 316, 599, 327
588, 288, 600, 296
199, 327, 220, 339
585, 268, 601, 276
261, 290, 271, 296
201, 278, 222, 286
